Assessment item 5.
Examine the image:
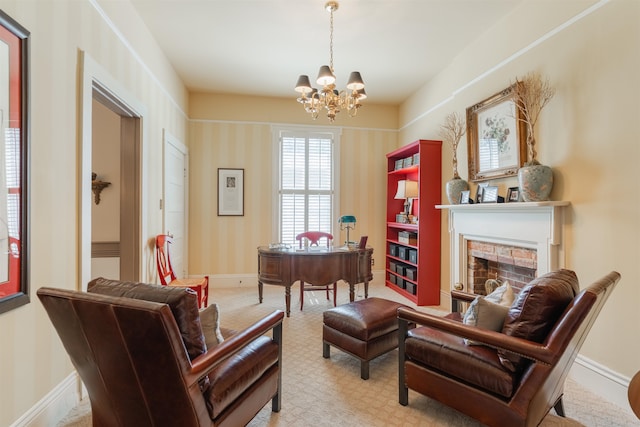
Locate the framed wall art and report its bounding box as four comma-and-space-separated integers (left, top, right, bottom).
467, 83, 527, 182
218, 168, 244, 216
0, 10, 30, 314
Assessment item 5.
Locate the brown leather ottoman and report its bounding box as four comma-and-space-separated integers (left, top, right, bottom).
322, 297, 408, 380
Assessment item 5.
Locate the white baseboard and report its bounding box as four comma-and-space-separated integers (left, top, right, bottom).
570, 354, 634, 417
11, 372, 81, 427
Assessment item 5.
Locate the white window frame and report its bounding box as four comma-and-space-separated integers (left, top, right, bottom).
271, 125, 341, 246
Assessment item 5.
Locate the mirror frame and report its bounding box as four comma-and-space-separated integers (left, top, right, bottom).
0, 10, 30, 314
466, 83, 527, 182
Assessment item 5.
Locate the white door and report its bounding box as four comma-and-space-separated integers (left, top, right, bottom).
163, 130, 188, 278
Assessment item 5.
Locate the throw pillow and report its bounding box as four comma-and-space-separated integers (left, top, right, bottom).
484, 280, 515, 306
498, 269, 579, 372
462, 281, 514, 345
200, 303, 224, 348
87, 277, 206, 361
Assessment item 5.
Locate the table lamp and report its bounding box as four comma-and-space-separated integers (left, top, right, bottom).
394, 180, 418, 223
339, 215, 357, 247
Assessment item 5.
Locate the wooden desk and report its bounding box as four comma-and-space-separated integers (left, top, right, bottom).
257, 246, 373, 317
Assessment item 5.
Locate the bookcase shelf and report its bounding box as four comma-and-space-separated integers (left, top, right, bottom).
385, 140, 442, 305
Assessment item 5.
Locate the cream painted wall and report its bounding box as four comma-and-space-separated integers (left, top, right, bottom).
187, 99, 398, 276
399, 0, 640, 381
0, 0, 189, 425
1, 0, 637, 424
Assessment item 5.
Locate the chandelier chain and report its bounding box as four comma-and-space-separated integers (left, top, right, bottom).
329, 6, 334, 72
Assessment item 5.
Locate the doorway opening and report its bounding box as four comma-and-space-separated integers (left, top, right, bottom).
91, 82, 141, 281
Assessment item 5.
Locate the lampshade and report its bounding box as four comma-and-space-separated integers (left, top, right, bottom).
316, 65, 336, 86
339, 215, 356, 225
394, 180, 418, 199
346, 71, 365, 90
295, 75, 312, 94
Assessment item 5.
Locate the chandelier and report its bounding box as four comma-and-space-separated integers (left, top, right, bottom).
294, 1, 366, 122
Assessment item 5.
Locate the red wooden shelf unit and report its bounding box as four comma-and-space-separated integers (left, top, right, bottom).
385, 139, 442, 305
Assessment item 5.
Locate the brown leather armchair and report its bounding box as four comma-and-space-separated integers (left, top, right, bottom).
397, 270, 620, 427
38, 282, 284, 427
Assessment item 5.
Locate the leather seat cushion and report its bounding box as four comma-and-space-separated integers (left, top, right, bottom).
204, 335, 279, 419
88, 277, 205, 360
323, 297, 408, 341
405, 326, 517, 398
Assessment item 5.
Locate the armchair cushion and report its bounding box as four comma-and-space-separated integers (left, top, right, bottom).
406, 325, 517, 398
463, 281, 514, 344
203, 336, 280, 418
498, 269, 579, 372
463, 298, 510, 343
200, 303, 225, 347
88, 277, 206, 360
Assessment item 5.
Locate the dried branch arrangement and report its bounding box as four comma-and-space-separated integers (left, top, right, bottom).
439, 112, 466, 178
513, 72, 555, 165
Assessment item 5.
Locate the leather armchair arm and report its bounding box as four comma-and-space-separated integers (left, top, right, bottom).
397, 307, 554, 365
450, 290, 476, 313
189, 310, 285, 379
450, 290, 476, 303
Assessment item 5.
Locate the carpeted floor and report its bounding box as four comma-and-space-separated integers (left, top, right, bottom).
58, 281, 639, 427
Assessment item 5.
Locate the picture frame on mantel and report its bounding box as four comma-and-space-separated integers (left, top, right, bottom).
467, 83, 527, 182
217, 168, 244, 216
0, 10, 30, 314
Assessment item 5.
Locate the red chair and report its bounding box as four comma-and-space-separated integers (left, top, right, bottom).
155, 234, 209, 308
296, 231, 336, 310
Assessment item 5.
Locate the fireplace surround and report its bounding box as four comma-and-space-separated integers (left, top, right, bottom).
437, 201, 569, 297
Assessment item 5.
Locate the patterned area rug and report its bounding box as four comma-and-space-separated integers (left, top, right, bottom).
57, 282, 639, 427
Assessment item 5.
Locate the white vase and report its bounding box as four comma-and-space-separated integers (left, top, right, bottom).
518, 164, 553, 202
446, 177, 469, 204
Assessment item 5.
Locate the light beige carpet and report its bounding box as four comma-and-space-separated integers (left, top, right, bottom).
58, 281, 639, 427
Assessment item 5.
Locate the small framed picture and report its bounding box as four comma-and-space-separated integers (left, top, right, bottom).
507, 187, 520, 202
459, 190, 472, 204
481, 186, 499, 203
475, 185, 486, 204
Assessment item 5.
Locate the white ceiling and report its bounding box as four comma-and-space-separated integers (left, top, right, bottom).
125, 0, 524, 105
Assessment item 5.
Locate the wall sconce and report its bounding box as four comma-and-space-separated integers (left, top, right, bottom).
394, 180, 418, 223
338, 215, 356, 247
91, 172, 111, 205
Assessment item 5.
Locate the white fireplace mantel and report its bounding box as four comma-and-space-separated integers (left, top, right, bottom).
436, 201, 570, 292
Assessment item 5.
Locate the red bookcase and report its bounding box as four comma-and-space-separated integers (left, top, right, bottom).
385, 140, 442, 305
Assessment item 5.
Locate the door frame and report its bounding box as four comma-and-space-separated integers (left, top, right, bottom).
78, 51, 148, 290
162, 129, 189, 277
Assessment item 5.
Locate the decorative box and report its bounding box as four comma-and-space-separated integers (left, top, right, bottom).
398, 231, 417, 245
412, 153, 420, 166
397, 246, 408, 260
389, 260, 397, 272
405, 266, 417, 281
403, 157, 413, 168
389, 274, 397, 285
409, 249, 418, 264
405, 282, 417, 295
388, 244, 398, 257
395, 264, 406, 276
394, 159, 404, 170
